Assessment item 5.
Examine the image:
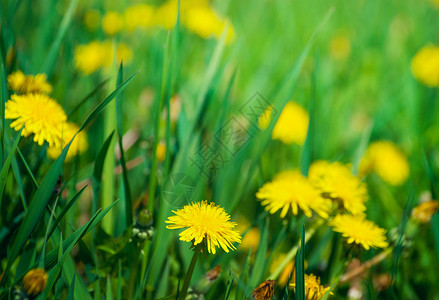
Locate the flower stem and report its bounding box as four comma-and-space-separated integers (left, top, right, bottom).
179, 245, 201, 300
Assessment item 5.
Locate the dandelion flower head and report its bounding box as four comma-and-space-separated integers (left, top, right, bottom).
124, 4, 155, 31
359, 141, 409, 186
8, 71, 52, 94
411, 44, 439, 87
166, 201, 241, 254
272, 102, 309, 146
411, 200, 438, 223
102, 11, 124, 35
22, 268, 48, 297
256, 170, 331, 219
5, 93, 67, 147
329, 214, 389, 250
290, 274, 332, 300
47, 122, 88, 161
309, 160, 368, 216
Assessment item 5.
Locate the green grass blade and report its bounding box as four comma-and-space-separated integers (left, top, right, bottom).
67, 78, 109, 117
0, 130, 21, 204
79, 71, 138, 132
249, 217, 269, 289
40, 0, 79, 77
3, 136, 72, 281
66, 273, 76, 300
295, 224, 305, 300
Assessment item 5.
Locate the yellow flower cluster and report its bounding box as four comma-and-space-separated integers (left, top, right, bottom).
411, 200, 438, 223
256, 170, 331, 219
411, 44, 439, 87
22, 268, 47, 297
258, 101, 309, 146
96, 0, 235, 42
74, 41, 132, 75
5, 71, 88, 160
309, 161, 368, 216
359, 141, 409, 186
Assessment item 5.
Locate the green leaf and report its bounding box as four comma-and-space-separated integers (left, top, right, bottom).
0, 130, 21, 203
295, 224, 305, 300
41, 0, 79, 77
66, 273, 76, 300
249, 217, 269, 289
3, 136, 71, 279
79, 71, 138, 132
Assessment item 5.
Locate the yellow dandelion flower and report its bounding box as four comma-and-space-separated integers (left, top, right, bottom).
84, 9, 101, 31
411, 44, 439, 87
46, 123, 88, 161
309, 161, 367, 216
359, 141, 409, 186
329, 214, 389, 250
102, 11, 124, 35
5, 93, 67, 147
329, 34, 351, 61
127, 4, 155, 30
236, 218, 260, 252
166, 201, 241, 254
270, 254, 296, 286
74, 41, 112, 75
256, 170, 331, 219
22, 268, 48, 296
290, 274, 332, 300
272, 102, 309, 146
8, 70, 52, 94
411, 200, 438, 223
124, 4, 155, 31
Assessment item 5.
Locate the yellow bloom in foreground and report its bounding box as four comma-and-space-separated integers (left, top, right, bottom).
22, 268, 47, 296
411, 200, 438, 223
47, 123, 88, 161
256, 170, 331, 219
290, 274, 332, 300
411, 45, 439, 87
359, 141, 409, 186
8, 70, 52, 94
166, 201, 241, 254
5, 94, 67, 147
309, 161, 368, 216
330, 214, 389, 250
102, 11, 124, 35
272, 102, 309, 146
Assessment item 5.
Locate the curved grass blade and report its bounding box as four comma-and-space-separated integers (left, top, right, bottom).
66, 273, 76, 300
0, 130, 21, 204
41, 0, 79, 77
2, 137, 72, 284
68, 78, 109, 118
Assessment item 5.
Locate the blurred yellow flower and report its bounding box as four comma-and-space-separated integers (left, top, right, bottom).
47, 122, 88, 161
166, 201, 241, 254
156, 141, 166, 162
270, 254, 295, 286
256, 170, 331, 219
124, 4, 155, 31
8, 70, 52, 94
102, 11, 124, 35
359, 141, 409, 186
309, 161, 368, 216
236, 218, 260, 252
329, 214, 388, 250
330, 34, 351, 61
290, 273, 332, 300
272, 102, 309, 146
75, 41, 132, 74
411, 45, 439, 87
411, 200, 438, 223
84, 9, 101, 31
22, 268, 47, 297
5, 93, 66, 147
